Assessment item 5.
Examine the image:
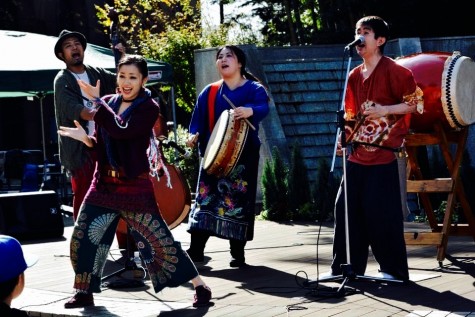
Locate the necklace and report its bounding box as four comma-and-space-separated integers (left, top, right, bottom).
114, 116, 130, 129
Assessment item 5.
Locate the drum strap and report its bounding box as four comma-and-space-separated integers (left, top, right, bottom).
208, 80, 223, 132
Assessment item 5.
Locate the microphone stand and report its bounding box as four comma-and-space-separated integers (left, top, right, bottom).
101, 227, 145, 288
304, 46, 404, 297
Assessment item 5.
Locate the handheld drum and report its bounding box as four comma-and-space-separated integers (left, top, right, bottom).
203, 109, 249, 177
150, 164, 191, 230
150, 113, 191, 229
396, 51, 475, 132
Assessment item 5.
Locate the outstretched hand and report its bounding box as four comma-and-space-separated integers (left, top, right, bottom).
58, 120, 90, 146
77, 79, 101, 101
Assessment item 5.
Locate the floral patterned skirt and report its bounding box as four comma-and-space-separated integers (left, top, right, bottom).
70, 176, 198, 293
187, 142, 260, 241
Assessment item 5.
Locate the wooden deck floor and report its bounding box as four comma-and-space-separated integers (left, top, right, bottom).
11, 216, 475, 317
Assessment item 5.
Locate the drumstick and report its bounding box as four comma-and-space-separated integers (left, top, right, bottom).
222, 94, 256, 131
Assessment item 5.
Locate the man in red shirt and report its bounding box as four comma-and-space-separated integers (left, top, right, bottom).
329, 16, 424, 282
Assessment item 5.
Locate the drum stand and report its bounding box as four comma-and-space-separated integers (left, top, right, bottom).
303, 47, 403, 297
404, 124, 475, 266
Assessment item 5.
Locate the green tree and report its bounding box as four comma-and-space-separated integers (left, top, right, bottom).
313, 158, 339, 221
210, 0, 237, 24
95, 0, 231, 118
261, 146, 289, 221
243, 0, 475, 46
287, 143, 312, 218
261, 157, 277, 214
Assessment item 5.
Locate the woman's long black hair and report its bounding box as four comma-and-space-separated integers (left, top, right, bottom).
216, 45, 261, 83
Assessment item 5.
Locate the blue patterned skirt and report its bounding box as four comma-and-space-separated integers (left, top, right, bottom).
70, 176, 198, 293
187, 142, 260, 241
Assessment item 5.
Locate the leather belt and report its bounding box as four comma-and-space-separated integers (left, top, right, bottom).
104, 169, 149, 180
107, 170, 121, 178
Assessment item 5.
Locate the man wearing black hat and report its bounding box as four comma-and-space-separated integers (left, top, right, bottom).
53, 30, 125, 221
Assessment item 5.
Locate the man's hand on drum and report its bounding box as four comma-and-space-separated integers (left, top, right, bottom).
186, 133, 199, 148
234, 107, 253, 120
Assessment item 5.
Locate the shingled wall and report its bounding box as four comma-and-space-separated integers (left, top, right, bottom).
261, 57, 361, 180
194, 36, 475, 196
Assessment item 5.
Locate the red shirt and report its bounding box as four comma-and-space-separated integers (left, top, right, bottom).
345, 56, 418, 165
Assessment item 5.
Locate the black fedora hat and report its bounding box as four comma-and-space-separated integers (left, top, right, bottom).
54, 29, 87, 60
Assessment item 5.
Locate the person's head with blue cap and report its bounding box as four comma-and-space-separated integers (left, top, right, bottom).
0, 235, 38, 311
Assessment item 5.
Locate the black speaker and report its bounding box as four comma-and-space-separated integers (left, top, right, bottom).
0, 190, 64, 240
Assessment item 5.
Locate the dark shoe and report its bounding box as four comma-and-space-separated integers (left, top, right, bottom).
64, 292, 94, 308
229, 258, 246, 268
193, 285, 212, 307
186, 249, 204, 263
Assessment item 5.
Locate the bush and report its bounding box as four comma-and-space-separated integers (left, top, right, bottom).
287, 144, 313, 220
161, 124, 199, 193
260, 146, 289, 221
260, 147, 338, 222
313, 158, 340, 222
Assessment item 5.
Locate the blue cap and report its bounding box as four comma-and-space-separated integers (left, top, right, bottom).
0, 235, 38, 283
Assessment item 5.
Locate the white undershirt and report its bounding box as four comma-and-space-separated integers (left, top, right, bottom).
70, 71, 95, 136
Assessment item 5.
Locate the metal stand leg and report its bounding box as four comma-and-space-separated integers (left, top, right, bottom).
101, 227, 145, 288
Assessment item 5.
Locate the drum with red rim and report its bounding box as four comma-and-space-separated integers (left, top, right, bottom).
396, 51, 475, 132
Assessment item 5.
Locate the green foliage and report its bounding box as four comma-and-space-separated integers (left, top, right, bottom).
260, 147, 340, 222
313, 158, 340, 222
272, 146, 289, 217
296, 202, 318, 221
434, 201, 460, 224
95, 1, 232, 116
142, 26, 203, 113
161, 124, 199, 192
246, 0, 475, 46
415, 148, 475, 225
261, 158, 276, 212
415, 200, 461, 225
287, 143, 312, 219
261, 146, 289, 221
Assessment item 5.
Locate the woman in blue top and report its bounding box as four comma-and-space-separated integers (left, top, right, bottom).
186, 45, 270, 267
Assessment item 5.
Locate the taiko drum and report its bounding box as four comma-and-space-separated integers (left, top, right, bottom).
395, 51, 475, 132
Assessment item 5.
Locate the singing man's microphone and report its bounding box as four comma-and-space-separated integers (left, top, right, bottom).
345, 35, 365, 50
